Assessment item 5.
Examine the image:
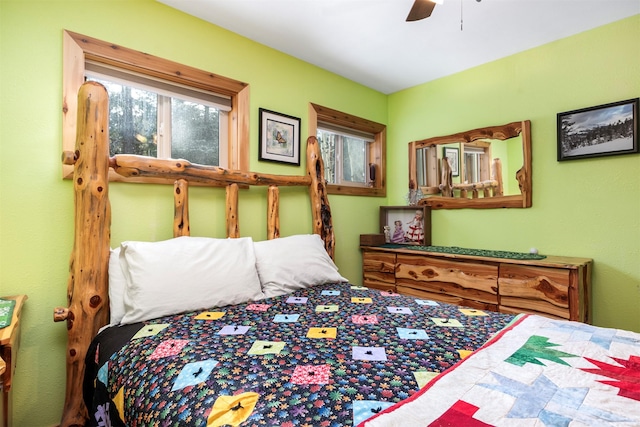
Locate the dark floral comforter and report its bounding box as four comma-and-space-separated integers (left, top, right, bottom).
85, 283, 514, 426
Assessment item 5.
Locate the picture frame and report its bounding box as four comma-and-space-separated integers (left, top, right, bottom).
557, 98, 638, 161
443, 146, 460, 176
259, 108, 301, 165
380, 205, 431, 246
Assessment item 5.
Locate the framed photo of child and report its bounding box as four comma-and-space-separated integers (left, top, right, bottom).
379, 206, 431, 246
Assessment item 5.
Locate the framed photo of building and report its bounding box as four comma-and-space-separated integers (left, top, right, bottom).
379, 205, 431, 246
557, 98, 638, 161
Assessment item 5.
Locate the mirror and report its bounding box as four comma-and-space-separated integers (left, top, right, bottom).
408, 121, 532, 209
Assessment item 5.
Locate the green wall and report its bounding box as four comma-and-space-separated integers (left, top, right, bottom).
1, 0, 638, 424
388, 16, 640, 332
0, 1, 386, 424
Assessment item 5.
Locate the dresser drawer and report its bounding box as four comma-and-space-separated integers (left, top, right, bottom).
396, 254, 499, 305
363, 251, 396, 273
362, 250, 396, 291
397, 285, 498, 312
498, 264, 571, 319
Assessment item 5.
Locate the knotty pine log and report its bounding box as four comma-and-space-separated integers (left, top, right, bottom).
452, 180, 499, 193
267, 185, 280, 240
174, 179, 190, 237
109, 155, 311, 187
413, 121, 525, 147
518, 120, 533, 208
226, 183, 239, 238
421, 194, 528, 209
56, 81, 111, 427
492, 158, 503, 196
439, 157, 453, 197
306, 136, 335, 259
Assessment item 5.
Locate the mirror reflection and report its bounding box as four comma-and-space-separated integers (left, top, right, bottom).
408, 121, 532, 209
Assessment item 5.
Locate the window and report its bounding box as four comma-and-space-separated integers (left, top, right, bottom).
62, 30, 249, 182
309, 103, 386, 197
316, 125, 372, 187
461, 143, 491, 184
463, 147, 483, 183
86, 63, 229, 166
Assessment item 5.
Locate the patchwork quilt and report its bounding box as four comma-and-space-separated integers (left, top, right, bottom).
361, 314, 640, 427
84, 282, 514, 426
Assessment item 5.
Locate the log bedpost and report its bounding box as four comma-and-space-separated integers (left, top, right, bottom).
492, 158, 504, 197
226, 183, 240, 238
267, 185, 280, 240
55, 81, 111, 427
174, 179, 190, 237
306, 136, 335, 259
439, 157, 453, 197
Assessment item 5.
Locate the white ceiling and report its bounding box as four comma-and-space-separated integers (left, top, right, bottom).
158, 0, 639, 94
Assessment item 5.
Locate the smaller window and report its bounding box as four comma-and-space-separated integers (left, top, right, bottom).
461, 143, 490, 184
463, 147, 484, 184
309, 103, 386, 197
317, 125, 373, 187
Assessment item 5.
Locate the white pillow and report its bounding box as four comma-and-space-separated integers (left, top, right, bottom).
254, 234, 348, 298
119, 236, 264, 325
108, 247, 127, 326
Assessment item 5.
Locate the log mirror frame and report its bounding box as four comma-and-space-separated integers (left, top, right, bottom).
408, 120, 532, 209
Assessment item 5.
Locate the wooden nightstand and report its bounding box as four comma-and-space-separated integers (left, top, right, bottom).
0, 295, 27, 427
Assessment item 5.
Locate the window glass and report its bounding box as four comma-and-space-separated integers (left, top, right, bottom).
317, 129, 337, 183
464, 152, 480, 183
317, 128, 371, 187
87, 75, 226, 167
342, 136, 367, 184
463, 146, 486, 183
89, 78, 158, 157
171, 98, 220, 165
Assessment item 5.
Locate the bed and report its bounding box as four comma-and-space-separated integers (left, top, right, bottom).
56, 82, 640, 427
362, 314, 640, 426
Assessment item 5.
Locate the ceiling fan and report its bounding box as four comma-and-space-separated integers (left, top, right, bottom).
406, 0, 442, 22
406, 0, 481, 22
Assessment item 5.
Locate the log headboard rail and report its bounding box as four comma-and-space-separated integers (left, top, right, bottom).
54, 81, 334, 426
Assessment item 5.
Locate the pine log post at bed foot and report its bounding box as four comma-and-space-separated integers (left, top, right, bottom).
54, 81, 334, 426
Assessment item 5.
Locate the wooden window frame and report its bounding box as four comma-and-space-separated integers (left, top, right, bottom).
62, 30, 250, 184
309, 103, 386, 197
461, 141, 491, 184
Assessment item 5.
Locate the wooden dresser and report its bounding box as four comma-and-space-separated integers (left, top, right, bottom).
361, 246, 592, 323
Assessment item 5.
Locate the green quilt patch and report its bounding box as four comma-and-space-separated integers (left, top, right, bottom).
506, 335, 576, 367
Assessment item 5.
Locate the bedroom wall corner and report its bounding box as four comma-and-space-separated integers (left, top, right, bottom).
386, 14, 640, 333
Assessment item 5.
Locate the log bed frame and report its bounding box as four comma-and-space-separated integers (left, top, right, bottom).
53, 81, 335, 426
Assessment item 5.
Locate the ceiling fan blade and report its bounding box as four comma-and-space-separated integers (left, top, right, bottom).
406, 0, 437, 22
